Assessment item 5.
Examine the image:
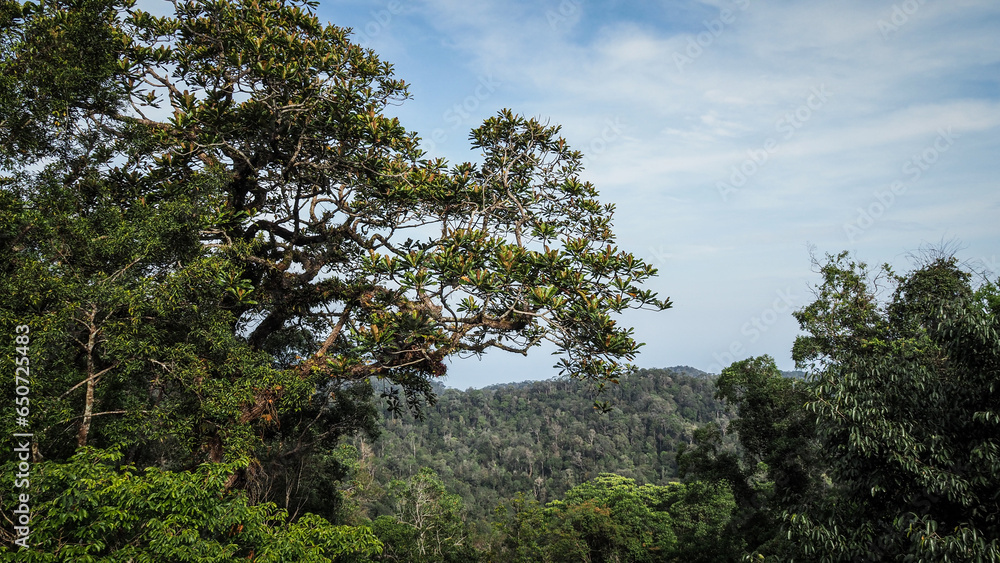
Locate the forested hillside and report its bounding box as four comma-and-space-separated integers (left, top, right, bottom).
358, 368, 728, 519
3, 0, 998, 560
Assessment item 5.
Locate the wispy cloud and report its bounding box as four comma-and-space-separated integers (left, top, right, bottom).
322, 0, 1000, 386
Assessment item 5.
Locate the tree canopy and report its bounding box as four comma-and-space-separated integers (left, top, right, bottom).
493, 473, 737, 563
8, 1, 996, 561
788, 252, 1000, 561
681, 252, 1000, 561
1, 0, 667, 557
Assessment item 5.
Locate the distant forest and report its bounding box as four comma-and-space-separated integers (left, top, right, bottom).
358, 367, 730, 520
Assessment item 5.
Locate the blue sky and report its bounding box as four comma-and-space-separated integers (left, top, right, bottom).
313, 0, 1000, 388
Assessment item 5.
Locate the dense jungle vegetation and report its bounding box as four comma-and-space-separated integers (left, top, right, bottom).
358, 367, 728, 521
2, 0, 998, 560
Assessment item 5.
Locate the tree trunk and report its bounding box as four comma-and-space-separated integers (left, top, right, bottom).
76, 308, 100, 448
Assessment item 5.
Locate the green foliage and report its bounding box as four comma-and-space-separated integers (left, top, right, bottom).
2, 0, 666, 554
679, 252, 1000, 561
653, 480, 741, 563
676, 422, 747, 500
370, 468, 474, 562
0, 448, 381, 561
787, 253, 1000, 561
359, 368, 727, 520
715, 356, 817, 503
493, 473, 737, 563
0, 0, 126, 165
555, 473, 677, 561
678, 356, 821, 558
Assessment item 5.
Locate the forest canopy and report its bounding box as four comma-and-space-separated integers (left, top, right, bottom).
679, 252, 1000, 561
3, 0, 998, 561
0, 0, 667, 558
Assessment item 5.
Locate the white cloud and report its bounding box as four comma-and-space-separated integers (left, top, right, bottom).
322, 0, 1000, 385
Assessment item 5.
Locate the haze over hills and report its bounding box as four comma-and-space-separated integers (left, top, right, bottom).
443, 364, 806, 390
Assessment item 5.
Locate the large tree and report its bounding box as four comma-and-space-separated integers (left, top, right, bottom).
679, 252, 1000, 562
677, 355, 821, 559
1, 0, 667, 555
788, 252, 1000, 561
